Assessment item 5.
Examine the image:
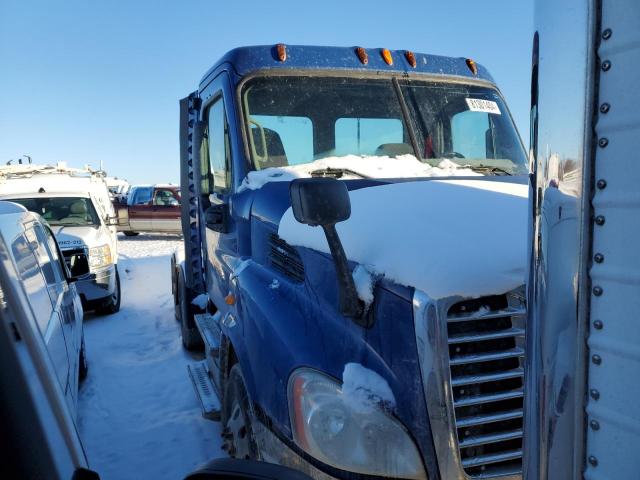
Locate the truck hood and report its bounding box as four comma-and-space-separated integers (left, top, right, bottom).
51, 225, 106, 250
278, 178, 528, 299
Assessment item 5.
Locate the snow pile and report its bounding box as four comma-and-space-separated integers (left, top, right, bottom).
238, 154, 481, 192
352, 264, 375, 308
116, 233, 183, 258
191, 293, 209, 309
342, 363, 396, 413
279, 179, 528, 299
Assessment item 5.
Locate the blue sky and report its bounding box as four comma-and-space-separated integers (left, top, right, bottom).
0, 0, 532, 184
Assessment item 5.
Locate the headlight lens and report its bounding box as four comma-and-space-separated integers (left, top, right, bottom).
288, 368, 426, 479
89, 244, 112, 269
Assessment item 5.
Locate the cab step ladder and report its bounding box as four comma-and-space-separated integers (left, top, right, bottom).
187, 361, 221, 421
187, 313, 223, 421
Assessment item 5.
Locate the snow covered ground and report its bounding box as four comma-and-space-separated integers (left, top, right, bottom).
77, 233, 223, 480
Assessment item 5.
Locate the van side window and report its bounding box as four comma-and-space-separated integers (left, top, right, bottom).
205, 97, 231, 194
11, 233, 54, 334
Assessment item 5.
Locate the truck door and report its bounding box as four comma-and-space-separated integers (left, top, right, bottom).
151, 187, 181, 232
18, 226, 71, 399
199, 74, 237, 311
128, 186, 154, 231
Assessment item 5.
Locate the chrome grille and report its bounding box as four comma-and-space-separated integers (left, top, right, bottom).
446, 293, 526, 478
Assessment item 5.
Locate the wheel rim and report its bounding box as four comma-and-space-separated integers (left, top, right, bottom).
227, 399, 251, 459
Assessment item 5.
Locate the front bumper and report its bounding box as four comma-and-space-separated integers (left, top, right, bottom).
76, 264, 117, 305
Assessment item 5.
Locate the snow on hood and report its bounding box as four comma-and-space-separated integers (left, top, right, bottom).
51, 225, 105, 250
278, 179, 528, 300
239, 155, 481, 192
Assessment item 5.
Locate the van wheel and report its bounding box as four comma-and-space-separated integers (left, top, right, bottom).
123, 231, 139, 237
178, 270, 202, 351
97, 267, 121, 315
78, 335, 88, 382
222, 364, 260, 460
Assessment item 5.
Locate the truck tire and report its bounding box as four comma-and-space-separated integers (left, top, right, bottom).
178, 269, 202, 351
172, 260, 180, 322
97, 267, 121, 315
123, 231, 139, 237
78, 333, 88, 382
222, 364, 260, 460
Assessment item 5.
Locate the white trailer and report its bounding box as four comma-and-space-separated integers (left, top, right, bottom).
525, 0, 640, 478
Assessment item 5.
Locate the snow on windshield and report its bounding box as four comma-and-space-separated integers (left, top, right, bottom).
279, 179, 528, 299
238, 154, 480, 192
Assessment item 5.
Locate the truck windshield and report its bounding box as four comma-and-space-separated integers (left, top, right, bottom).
242, 76, 527, 176
8, 197, 101, 227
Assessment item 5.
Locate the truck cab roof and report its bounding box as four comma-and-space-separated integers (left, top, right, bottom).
200, 44, 495, 88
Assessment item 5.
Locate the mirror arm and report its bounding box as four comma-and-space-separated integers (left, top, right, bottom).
321, 224, 362, 319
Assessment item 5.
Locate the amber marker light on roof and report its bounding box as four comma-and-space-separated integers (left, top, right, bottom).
466, 58, 478, 75
276, 43, 287, 62
355, 47, 368, 65
381, 48, 393, 65
405, 51, 417, 68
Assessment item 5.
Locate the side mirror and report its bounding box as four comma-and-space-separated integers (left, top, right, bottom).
105, 215, 120, 226
290, 177, 350, 226
289, 178, 362, 319
205, 203, 229, 233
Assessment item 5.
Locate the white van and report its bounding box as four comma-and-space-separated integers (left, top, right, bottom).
0, 164, 121, 314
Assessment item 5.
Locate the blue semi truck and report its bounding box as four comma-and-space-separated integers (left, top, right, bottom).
172, 44, 529, 480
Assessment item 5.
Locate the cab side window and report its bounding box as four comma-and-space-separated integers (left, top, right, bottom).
12, 231, 54, 334
32, 224, 65, 306
202, 97, 231, 194
130, 187, 153, 205
153, 189, 180, 206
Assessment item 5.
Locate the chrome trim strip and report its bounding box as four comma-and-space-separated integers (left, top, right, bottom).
413, 290, 468, 480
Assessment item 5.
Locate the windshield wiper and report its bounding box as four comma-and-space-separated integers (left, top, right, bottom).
462, 164, 513, 176
391, 77, 422, 161
310, 167, 370, 179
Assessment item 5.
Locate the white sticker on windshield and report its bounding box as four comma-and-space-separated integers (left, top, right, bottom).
465, 98, 501, 115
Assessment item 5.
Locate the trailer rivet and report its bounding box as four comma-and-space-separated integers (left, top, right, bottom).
598, 137, 609, 148
602, 28, 612, 40
594, 253, 604, 263
592, 354, 602, 365
596, 179, 607, 189
601, 60, 611, 71
595, 215, 606, 226
590, 419, 600, 431
593, 320, 603, 330
593, 286, 603, 296
590, 389, 600, 400
588, 455, 599, 467
599, 103, 610, 114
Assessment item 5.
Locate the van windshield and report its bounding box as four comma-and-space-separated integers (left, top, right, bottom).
8, 197, 101, 227
242, 76, 528, 176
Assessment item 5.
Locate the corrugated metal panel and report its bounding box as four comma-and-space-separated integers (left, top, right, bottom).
585, 1, 640, 477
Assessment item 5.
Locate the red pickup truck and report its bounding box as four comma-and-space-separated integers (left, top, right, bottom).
115, 184, 181, 236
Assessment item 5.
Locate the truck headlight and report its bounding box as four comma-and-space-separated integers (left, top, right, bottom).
89, 244, 112, 269
288, 368, 426, 479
